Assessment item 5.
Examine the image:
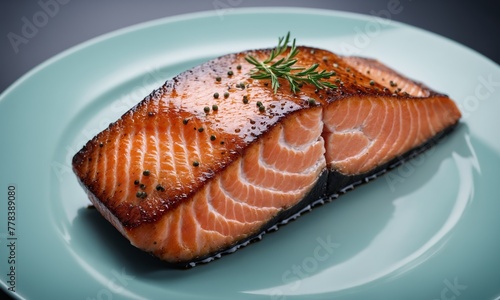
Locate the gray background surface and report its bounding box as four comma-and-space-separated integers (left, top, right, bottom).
0, 0, 498, 299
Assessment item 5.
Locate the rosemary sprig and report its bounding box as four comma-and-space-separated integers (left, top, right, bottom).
245, 32, 337, 93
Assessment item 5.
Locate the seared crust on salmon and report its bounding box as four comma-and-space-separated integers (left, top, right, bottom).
72, 46, 461, 266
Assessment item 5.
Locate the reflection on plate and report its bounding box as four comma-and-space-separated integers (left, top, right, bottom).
1, 8, 499, 300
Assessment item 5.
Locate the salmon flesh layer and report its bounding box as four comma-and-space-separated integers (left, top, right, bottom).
72, 46, 461, 267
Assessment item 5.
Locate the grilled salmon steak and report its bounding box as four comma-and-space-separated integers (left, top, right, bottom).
72, 45, 461, 267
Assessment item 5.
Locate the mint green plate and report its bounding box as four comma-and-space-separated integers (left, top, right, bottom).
1, 8, 499, 300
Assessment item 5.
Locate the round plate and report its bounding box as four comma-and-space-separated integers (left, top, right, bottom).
1, 8, 499, 300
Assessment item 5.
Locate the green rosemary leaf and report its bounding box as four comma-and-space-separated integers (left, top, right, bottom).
245, 32, 337, 93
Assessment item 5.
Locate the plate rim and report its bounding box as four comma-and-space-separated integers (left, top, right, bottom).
1, 6, 498, 101
1, 6, 499, 300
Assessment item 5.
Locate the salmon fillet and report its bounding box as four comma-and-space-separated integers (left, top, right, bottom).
72, 46, 461, 267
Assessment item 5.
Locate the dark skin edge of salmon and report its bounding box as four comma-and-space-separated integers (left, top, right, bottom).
155, 121, 461, 269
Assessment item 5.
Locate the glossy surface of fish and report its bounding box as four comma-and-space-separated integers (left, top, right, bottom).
72, 46, 461, 266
